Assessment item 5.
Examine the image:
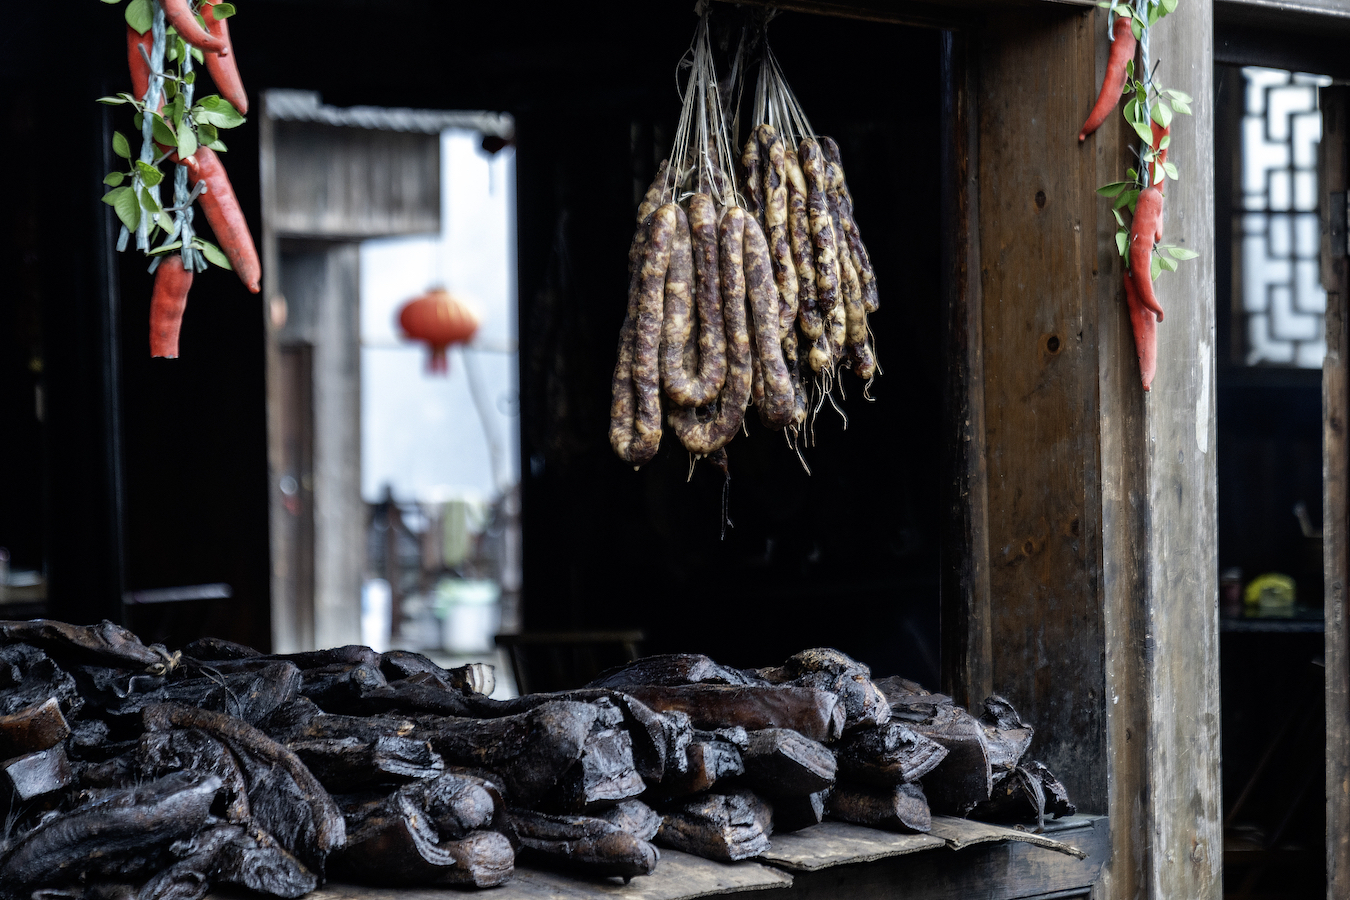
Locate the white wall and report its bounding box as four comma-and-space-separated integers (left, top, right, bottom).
359, 129, 518, 504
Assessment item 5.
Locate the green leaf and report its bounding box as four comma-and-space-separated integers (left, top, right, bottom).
159, 211, 176, 233
206, 139, 227, 152
125, 0, 153, 34
1123, 97, 1138, 122
1116, 230, 1129, 258
1161, 0, 1178, 11
164, 79, 178, 103
1154, 164, 1166, 186
1158, 134, 1171, 149
211, 3, 238, 19
112, 131, 132, 159
1152, 101, 1173, 128
177, 119, 198, 159
97, 95, 130, 106
1163, 161, 1179, 180
1125, 59, 1134, 81
104, 186, 141, 232
194, 96, 246, 129
133, 112, 144, 130
1167, 247, 1200, 260
151, 115, 178, 148
1114, 188, 1139, 210
1132, 119, 1155, 144
1148, 2, 1162, 24
1168, 89, 1194, 103
1159, 255, 1178, 273
139, 186, 162, 214
185, 70, 196, 85
1097, 181, 1133, 197
1172, 99, 1192, 115
1151, 256, 1162, 280
136, 160, 164, 187
197, 123, 219, 145
149, 241, 184, 256
104, 171, 126, 187
1131, 17, 1143, 39
1127, 167, 1139, 181
191, 47, 204, 64
195, 239, 233, 271
1113, 208, 1125, 226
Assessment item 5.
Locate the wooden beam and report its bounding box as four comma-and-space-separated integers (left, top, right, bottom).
717, 0, 1093, 29
1322, 83, 1349, 900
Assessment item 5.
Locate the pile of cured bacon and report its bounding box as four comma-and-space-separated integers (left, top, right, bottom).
0, 619, 1072, 897
610, 14, 879, 472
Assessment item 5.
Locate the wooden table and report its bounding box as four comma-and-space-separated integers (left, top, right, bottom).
287, 815, 1106, 900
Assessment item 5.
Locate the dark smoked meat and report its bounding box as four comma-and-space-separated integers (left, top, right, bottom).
508, 808, 659, 879
137, 728, 252, 823
142, 703, 345, 875
0, 620, 172, 672
826, 782, 931, 833
0, 697, 71, 758
755, 649, 891, 732
0, 643, 83, 719
4, 745, 74, 802
832, 722, 948, 787
0, 770, 221, 888
588, 654, 763, 690
620, 684, 845, 743
740, 728, 837, 797
655, 789, 774, 862
596, 799, 662, 842
772, 790, 828, 832
544, 720, 645, 811
409, 701, 598, 807
651, 728, 747, 800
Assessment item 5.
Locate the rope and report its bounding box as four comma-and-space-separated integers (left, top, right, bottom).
135, 1, 168, 252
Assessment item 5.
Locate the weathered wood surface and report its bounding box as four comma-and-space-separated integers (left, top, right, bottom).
767, 816, 1108, 900
939, 27, 994, 715
282, 850, 793, 900
759, 820, 945, 871
975, 1, 1107, 821
925, 815, 1086, 858
1322, 83, 1350, 900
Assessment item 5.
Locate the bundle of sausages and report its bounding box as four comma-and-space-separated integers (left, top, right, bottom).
610, 15, 883, 473
741, 41, 879, 403
610, 13, 795, 468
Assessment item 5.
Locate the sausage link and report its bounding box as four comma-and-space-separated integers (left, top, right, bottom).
785, 151, 823, 342
800, 139, 844, 366
758, 125, 799, 341
821, 141, 879, 315
629, 205, 678, 464
687, 193, 728, 404
659, 206, 698, 405
741, 135, 764, 230
744, 216, 795, 429
670, 208, 753, 454
611, 217, 652, 462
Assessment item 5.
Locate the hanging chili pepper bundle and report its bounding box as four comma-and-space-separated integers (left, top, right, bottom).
98, 0, 256, 357
1088, 0, 1196, 391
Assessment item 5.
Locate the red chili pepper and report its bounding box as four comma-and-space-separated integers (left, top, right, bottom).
1149, 120, 1169, 241
150, 254, 194, 358
1123, 266, 1157, 391
1129, 185, 1165, 322
163, 0, 229, 55
200, 0, 248, 114
1079, 16, 1136, 143
178, 147, 261, 293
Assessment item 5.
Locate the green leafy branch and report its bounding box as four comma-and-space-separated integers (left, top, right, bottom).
97, 0, 243, 269
1093, 0, 1196, 280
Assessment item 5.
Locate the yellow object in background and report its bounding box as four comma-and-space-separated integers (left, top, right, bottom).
1243, 572, 1296, 616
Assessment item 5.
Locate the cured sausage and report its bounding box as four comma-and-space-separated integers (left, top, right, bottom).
822, 138, 878, 315
669, 207, 753, 454
744, 217, 795, 428
785, 151, 823, 342
758, 125, 798, 339
611, 208, 675, 465
659, 206, 698, 405
800, 139, 845, 366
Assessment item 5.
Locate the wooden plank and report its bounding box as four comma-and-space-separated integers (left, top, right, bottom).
925, 814, 1087, 858
1133, 2, 1223, 899
772, 816, 1108, 900
939, 27, 994, 711
974, 4, 1107, 815
718, 0, 1094, 29
511, 854, 792, 900
759, 821, 945, 871
1321, 83, 1350, 900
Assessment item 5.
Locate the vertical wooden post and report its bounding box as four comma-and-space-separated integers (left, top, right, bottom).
1321, 84, 1349, 900
941, 28, 993, 710
1134, 2, 1222, 897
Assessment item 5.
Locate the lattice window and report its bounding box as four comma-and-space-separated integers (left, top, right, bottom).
1239, 66, 1332, 368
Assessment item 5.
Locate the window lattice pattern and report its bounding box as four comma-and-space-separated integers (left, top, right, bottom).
1240, 67, 1332, 368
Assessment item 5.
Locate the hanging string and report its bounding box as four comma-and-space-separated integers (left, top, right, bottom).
134, 2, 168, 252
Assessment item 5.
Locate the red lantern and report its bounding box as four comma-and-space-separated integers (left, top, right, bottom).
397, 287, 479, 374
